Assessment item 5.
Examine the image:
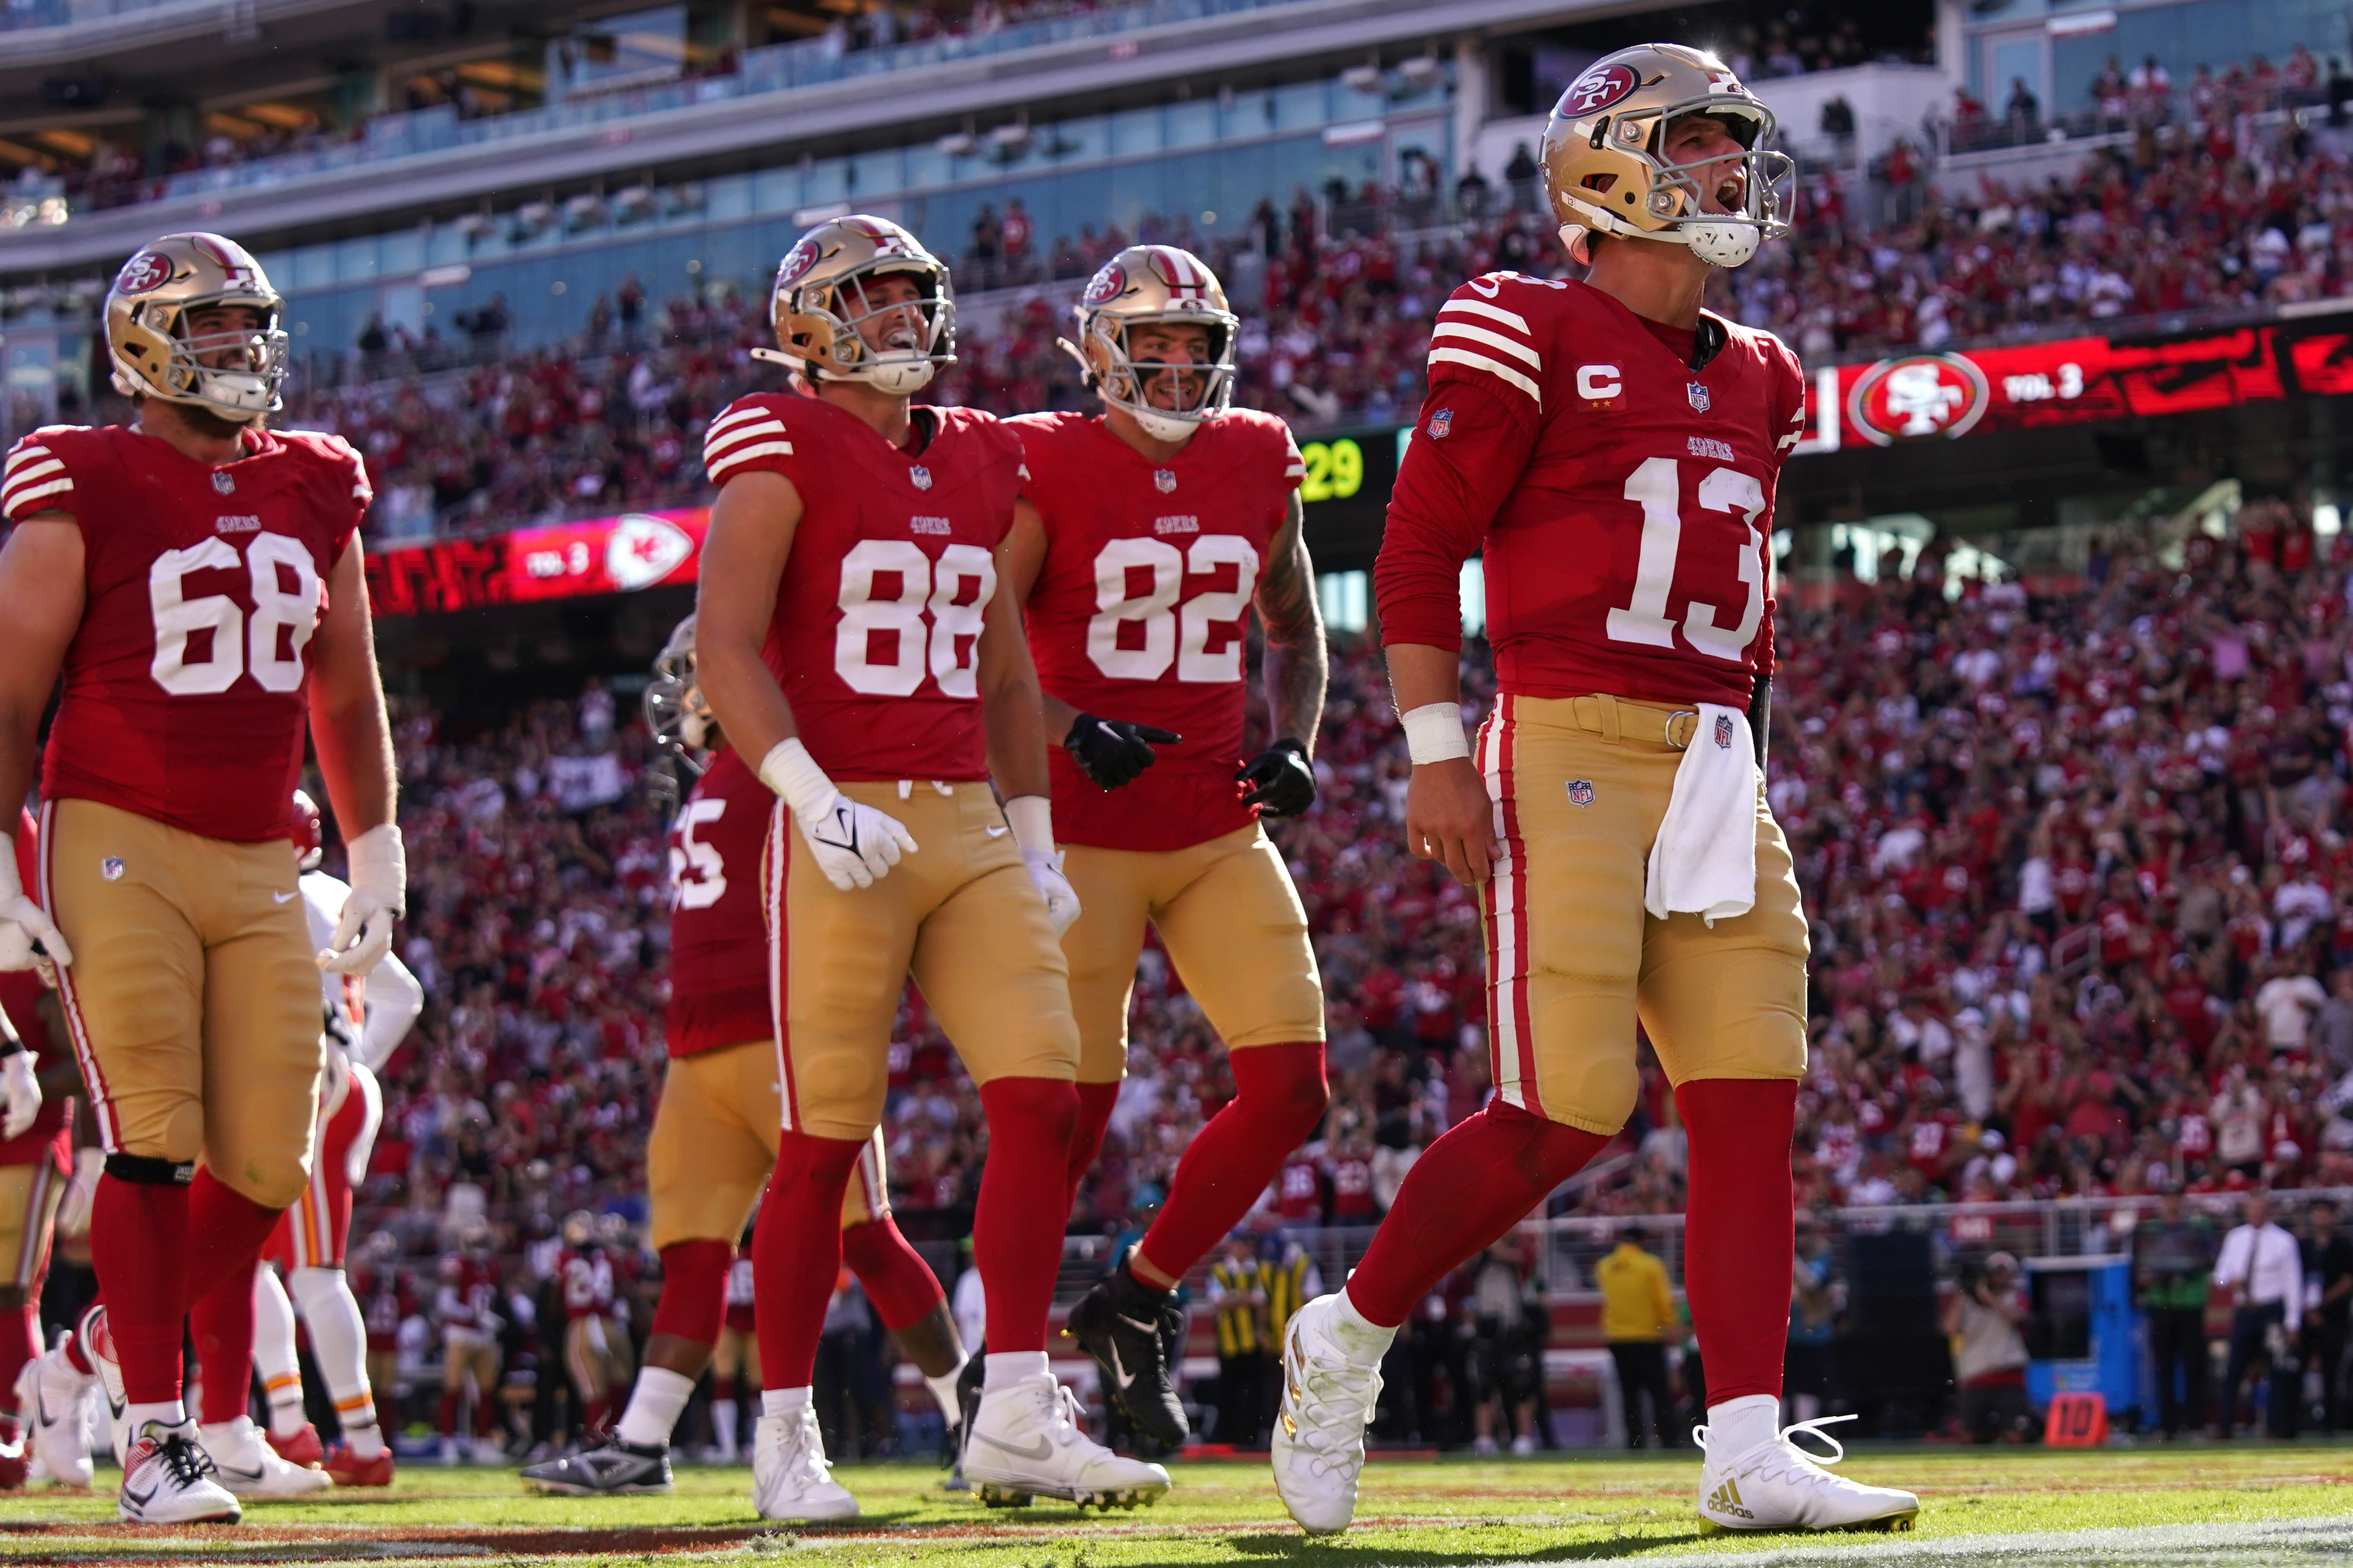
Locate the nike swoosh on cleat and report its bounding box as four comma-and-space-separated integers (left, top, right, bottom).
120, 1481, 156, 1509
1115, 1313, 1159, 1334
1107, 1343, 1136, 1391
215, 1462, 265, 1483
974, 1432, 1054, 1463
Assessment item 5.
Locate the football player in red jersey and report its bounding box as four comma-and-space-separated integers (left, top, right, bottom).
0, 814, 79, 1491
434, 1229, 504, 1464
0, 232, 403, 1526
522, 618, 968, 1496
1004, 249, 1329, 1446
694, 215, 1168, 1519
1271, 46, 1918, 1535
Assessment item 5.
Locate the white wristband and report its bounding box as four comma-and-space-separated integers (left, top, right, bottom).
1003, 795, 1055, 858
1400, 703, 1471, 765
757, 738, 837, 820
344, 823, 408, 917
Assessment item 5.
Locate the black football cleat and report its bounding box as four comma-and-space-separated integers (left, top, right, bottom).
518, 1436, 674, 1495
1064, 1262, 1188, 1448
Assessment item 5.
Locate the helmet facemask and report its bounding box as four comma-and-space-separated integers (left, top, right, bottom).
644, 615, 715, 776
1081, 311, 1238, 443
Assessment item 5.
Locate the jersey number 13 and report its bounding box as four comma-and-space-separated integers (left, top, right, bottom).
1604, 456, 1768, 663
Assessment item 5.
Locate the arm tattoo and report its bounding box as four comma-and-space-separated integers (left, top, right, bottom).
1257, 491, 1328, 757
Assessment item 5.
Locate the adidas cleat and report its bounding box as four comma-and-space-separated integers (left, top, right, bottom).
1696, 1414, 1919, 1533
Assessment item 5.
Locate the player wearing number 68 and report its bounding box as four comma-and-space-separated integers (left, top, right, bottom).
1277, 42, 1919, 1540
0, 230, 403, 1524
1001, 244, 1330, 1448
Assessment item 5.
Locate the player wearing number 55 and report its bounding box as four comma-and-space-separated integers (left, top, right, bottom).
0, 231, 403, 1524
1271, 43, 1917, 1539
690, 214, 1169, 1521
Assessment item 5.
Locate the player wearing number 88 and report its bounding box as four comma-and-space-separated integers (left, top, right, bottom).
692, 214, 1168, 1519
1003, 245, 1329, 1447
1270, 45, 1917, 1538
0, 231, 403, 1524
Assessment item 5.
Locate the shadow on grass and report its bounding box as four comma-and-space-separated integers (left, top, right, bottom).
1209, 1531, 1711, 1563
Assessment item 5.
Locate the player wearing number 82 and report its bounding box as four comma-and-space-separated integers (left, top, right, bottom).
0, 230, 403, 1524
692, 214, 1167, 1519
1270, 44, 1916, 1538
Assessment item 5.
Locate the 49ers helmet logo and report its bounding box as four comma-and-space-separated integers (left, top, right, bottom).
1081, 261, 1126, 308
775, 238, 822, 288
116, 249, 176, 295
1846, 353, 1991, 445
1559, 62, 1641, 117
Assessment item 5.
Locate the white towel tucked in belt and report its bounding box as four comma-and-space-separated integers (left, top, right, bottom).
1643, 702, 1759, 926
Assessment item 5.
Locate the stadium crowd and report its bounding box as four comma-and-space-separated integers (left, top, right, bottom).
286, 55, 2352, 541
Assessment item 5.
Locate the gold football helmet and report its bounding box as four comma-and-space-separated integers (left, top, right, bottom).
753, 214, 954, 395
644, 613, 716, 772
1062, 245, 1239, 442
1540, 43, 1793, 268
104, 231, 288, 418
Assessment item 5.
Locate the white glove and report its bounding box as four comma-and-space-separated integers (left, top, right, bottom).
55, 1146, 101, 1239
0, 844, 70, 973
1004, 795, 1080, 937
320, 823, 406, 975
758, 739, 917, 891
0, 1049, 36, 1140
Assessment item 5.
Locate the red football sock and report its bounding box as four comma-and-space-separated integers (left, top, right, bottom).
973, 1077, 1078, 1355
1135, 1041, 1329, 1284
190, 1262, 258, 1427
185, 1170, 283, 1307
476, 1392, 500, 1438
91, 1174, 189, 1404
437, 1387, 461, 1436
1064, 1080, 1122, 1210
650, 1239, 733, 1347
751, 1129, 866, 1389
841, 1216, 945, 1332
0, 1303, 36, 1414
1677, 1077, 1797, 1406
1346, 1097, 1608, 1328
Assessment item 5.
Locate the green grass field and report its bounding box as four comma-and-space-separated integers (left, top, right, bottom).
1, 1446, 2349, 1566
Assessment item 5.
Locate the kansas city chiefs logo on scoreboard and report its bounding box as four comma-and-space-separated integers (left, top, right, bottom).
605, 513, 694, 591
1082, 262, 1127, 308
116, 249, 176, 295
1558, 62, 1640, 117
1845, 353, 1991, 445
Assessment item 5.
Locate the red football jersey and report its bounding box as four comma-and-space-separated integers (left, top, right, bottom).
1376, 275, 1805, 707
558, 1246, 618, 1318
1012, 410, 1304, 851
0, 812, 68, 1168
2, 422, 369, 842
703, 393, 1026, 781
663, 746, 773, 1058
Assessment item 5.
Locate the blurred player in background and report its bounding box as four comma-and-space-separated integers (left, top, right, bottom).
708, 1234, 759, 1462
245, 789, 420, 1488
0, 812, 77, 1491
554, 1211, 632, 1439
351, 1232, 414, 1432
435, 1229, 504, 1464
522, 618, 967, 1495
1270, 46, 1916, 1536
1, 231, 403, 1525
695, 214, 1166, 1519
1007, 245, 1329, 1446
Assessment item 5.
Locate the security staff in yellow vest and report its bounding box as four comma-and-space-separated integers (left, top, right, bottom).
1208, 1232, 1272, 1447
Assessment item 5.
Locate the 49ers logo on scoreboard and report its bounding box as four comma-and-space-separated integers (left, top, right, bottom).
1845, 353, 1992, 445
1558, 62, 1640, 117
116, 249, 176, 295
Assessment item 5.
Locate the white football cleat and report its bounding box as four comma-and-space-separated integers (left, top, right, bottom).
1270, 1294, 1383, 1535
118, 1422, 241, 1524
962, 1371, 1168, 1512
75, 1307, 130, 1467
470, 1434, 510, 1466
17, 1337, 95, 1488
1695, 1414, 1919, 1533
199, 1416, 333, 1499
751, 1407, 858, 1522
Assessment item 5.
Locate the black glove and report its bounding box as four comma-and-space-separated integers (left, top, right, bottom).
1063, 712, 1181, 791
1748, 673, 1772, 771
1237, 739, 1317, 819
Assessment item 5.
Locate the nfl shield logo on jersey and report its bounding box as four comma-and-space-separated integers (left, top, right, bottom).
100, 857, 125, 881
1687, 381, 1711, 414
909, 466, 932, 491
1154, 469, 1177, 493
1428, 407, 1453, 438
212, 471, 235, 494
1715, 714, 1735, 749
1566, 779, 1595, 808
